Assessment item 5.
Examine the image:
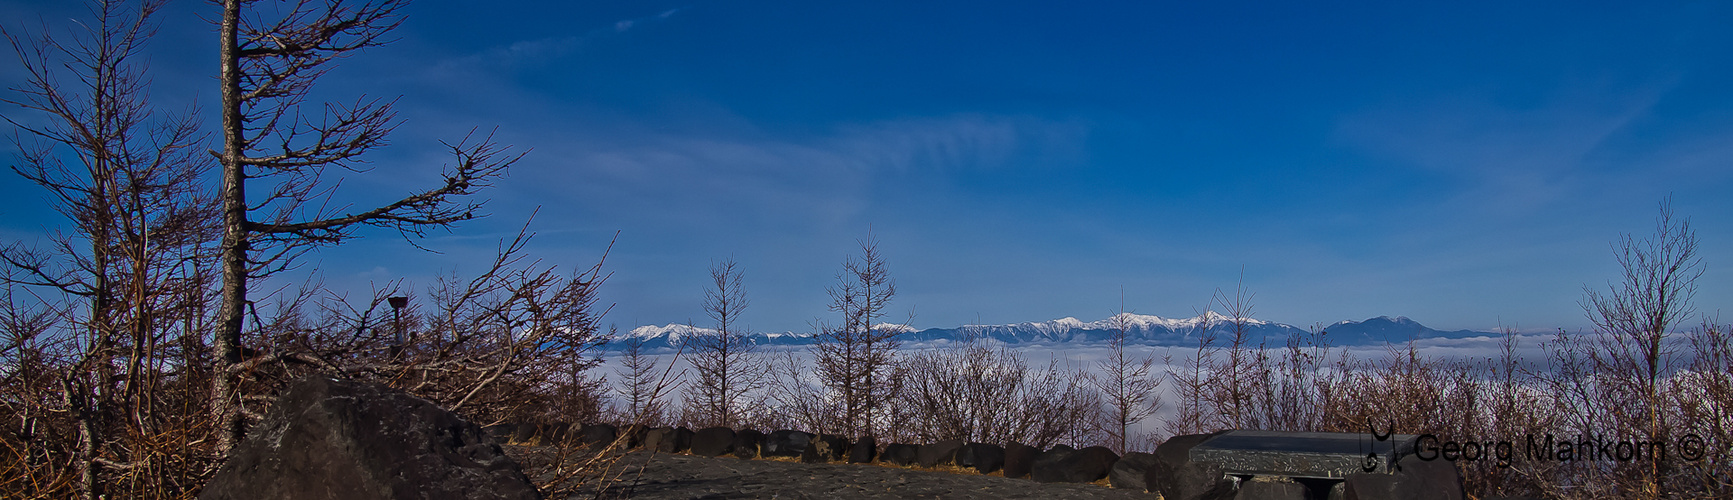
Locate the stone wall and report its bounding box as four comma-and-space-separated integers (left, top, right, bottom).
490, 422, 1466, 500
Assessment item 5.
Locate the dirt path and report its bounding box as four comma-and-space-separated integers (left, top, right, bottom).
519, 449, 1156, 499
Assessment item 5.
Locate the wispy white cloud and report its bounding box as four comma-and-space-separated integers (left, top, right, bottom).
510, 113, 1087, 228
1334, 84, 1733, 241
433, 7, 687, 72
615, 7, 685, 33
1337, 88, 1664, 207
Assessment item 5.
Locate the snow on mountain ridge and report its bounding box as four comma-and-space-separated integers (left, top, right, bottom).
626, 323, 715, 343
967, 311, 1266, 334
614, 314, 1490, 351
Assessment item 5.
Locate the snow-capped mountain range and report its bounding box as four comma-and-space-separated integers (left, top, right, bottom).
613, 314, 1494, 351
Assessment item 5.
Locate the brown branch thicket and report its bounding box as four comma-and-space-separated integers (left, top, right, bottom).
892, 329, 1101, 449
767, 349, 841, 435
2, 1, 219, 497
226, 225, 615, 430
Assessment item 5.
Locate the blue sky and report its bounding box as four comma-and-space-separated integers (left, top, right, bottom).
3, 0, 1731, 333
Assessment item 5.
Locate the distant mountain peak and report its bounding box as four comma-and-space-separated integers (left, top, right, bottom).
614, 313, 1493, 351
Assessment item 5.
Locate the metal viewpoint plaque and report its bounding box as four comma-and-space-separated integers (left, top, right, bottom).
1189, 430, 1419, 478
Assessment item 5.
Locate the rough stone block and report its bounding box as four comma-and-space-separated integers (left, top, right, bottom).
1110, 451, 1157, 491
670, 427, 694, 453
802, 434, 849, 463
1342, 452, 1463, 500
643, 427, 674, 452
764, 430, 812, 457
578, 423, 617, 450
484, 424, 514, 443
732, 429, 766, 459
959, 443, 1005, 474
1002, 442, 1039, 479
1149, 432, 1223, 500
512, 423, 539, 444
690, 427, 735, 457
882, 443, 919, 466
1029, 445, 1076, 482
619, 424, 648, 449
542, 422, 570, 445
1173, 461, 1239, 500
848, 436, 877, 464
918, 439, 965, 468
1035, 445, 1117, 483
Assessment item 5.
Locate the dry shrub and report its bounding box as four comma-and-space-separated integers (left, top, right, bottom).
890, 334, 1101, 449
526, 344, 688, 499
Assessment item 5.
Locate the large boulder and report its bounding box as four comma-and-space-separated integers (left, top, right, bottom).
848, 436, 877, 464
882, 443, 919, 466
802, 434, 850, 463
764, 430, 812, 457
1110, 451, 1158, 491
958, 443, 1005, 474
1036, 445, 1117, 483
199, 376, 539, 500
918, 439, 965, 467
1342, 452, 1464, 500
732, 429, 766, 459
1002, 442, 1040, 479
690, 427, 735, 457
578, 423, 617, 450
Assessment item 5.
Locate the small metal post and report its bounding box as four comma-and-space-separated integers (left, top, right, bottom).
388, 296, 408, 358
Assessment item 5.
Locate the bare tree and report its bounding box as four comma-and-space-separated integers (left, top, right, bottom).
2, 1, 217, 496
1579, 199, 1703, 498
1208, 276, 1261, 430
1167, 306, 1217, 437
682, 259, 766, 429
209, 0, 521, 451
811, 231, 904, 439
1090, 294, 1162, 453
615, 330, 671, 426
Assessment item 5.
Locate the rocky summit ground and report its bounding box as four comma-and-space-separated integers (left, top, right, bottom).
509, 447, 1154, 500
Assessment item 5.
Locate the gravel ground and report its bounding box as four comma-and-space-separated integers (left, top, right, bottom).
512, 448, 1157, 500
